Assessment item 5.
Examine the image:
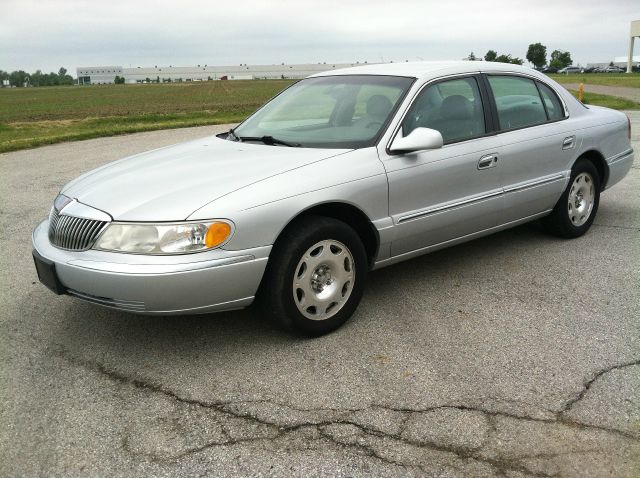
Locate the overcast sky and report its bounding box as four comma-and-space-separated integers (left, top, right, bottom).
1, 0, 637, 73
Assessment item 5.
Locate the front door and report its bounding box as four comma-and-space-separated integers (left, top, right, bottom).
380, 75, 504, 257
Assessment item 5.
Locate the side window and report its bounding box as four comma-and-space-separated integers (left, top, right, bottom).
402, 77, 485, 144
488, 76, 547, 130
537, 82, 565, 121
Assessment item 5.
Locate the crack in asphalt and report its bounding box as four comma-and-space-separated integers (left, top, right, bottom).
592, 223, 640, 231
53, 346, 639, 476
559, 359, 640, 415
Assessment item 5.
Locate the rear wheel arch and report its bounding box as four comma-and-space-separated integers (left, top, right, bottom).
577, 150, 608, 190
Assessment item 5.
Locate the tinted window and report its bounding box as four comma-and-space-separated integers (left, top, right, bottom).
488, 76, 547, 130
537, 82, 565, 121
402, 77, 485, 143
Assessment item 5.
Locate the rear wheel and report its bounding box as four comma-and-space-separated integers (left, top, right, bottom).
542, 158, 600, 238
260, 216, 368, 336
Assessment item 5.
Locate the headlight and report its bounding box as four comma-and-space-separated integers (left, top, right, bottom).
93, 221, 233, 254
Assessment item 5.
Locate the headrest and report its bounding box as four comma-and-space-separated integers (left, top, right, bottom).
441, 95, 473, 120
366, 95, 393, 119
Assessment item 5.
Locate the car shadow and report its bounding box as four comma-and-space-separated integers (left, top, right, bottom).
44, 221, 559, 364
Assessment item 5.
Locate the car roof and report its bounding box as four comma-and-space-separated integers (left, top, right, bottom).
309, 60, 544, 81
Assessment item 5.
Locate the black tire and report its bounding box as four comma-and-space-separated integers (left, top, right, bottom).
259, 215, 368, 336
542, 158, 600, 238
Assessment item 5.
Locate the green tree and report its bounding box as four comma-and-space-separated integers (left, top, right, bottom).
494, 54, 523, 65
467, 51, 476, 61
549, 50, 572, 69
9, 70, 30, 87
526, 43, 547, 68
49, 71, 60, 86
484, 50, 497, 62
30, 70, 43, 86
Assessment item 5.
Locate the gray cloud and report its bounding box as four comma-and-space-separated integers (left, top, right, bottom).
0, 0, 637, 73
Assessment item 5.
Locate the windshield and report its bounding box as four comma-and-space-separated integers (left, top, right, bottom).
232, 75, 414, 149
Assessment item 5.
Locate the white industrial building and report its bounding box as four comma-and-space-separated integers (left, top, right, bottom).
77, 66, 124, 85
76, 62, 370, 84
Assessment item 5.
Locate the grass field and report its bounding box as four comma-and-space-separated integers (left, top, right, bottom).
549, 72, 640, 88
1, 75, 638, 153
565, 90, 640, 110
0, 80, 294, 153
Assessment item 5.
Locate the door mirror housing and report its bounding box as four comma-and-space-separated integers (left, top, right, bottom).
390, 127, 443, 153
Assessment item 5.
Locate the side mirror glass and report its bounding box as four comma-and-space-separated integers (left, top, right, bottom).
390, 127, 443, 153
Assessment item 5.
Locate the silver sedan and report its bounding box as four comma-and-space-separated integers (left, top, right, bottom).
32, 61, 634, 335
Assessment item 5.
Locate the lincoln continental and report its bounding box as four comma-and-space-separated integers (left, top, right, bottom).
32, 61, 634, 335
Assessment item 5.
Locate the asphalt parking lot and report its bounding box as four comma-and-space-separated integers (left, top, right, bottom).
1, 116, 639, 477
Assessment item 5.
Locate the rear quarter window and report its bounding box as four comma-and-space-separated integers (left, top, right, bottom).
537, 82, 565, 121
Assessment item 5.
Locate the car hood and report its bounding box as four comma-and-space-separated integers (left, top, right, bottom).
62, 136, 350, 221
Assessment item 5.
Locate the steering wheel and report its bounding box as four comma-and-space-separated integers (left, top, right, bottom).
366, 121, 383, 129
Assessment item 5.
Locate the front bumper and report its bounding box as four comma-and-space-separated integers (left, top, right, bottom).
32, 219, 270, 314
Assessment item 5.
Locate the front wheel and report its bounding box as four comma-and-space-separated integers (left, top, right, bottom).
259, 216, 368, 336
542, 158, 600, 238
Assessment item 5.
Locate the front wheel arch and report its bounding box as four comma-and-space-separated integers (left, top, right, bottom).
271, 202, 379, 268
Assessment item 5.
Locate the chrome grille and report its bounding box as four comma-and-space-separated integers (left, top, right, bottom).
48, 208, 107, 251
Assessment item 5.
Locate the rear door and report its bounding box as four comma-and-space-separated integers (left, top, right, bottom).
483, 74, 579, 223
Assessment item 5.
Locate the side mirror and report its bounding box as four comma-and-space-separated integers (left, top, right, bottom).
389, 127, 443, 153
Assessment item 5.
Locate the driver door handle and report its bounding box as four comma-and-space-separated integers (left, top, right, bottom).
478, 153, 498, 170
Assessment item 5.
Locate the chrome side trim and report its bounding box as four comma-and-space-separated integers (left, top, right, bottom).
375, 210, 551, 270
66, 254, 259, 274
397, 189, 503, 224
503, 173, 565, 194
607, 148, 633, 165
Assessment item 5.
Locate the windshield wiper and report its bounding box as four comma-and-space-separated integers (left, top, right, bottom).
237, 135, 301, 147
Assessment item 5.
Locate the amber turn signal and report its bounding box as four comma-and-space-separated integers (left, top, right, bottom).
205, 222, 232, 248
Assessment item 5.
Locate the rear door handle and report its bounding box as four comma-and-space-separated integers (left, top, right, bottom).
562, 136, 575, 150
478, 153, 498, 170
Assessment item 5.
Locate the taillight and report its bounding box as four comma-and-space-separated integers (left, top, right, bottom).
627, 114, 631, 140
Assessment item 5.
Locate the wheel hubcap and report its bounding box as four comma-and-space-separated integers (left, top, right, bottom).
567, 172, 595, 227
293, 240, 355, 321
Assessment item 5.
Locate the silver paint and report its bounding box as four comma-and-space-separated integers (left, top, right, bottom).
32, 61, 634, 314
